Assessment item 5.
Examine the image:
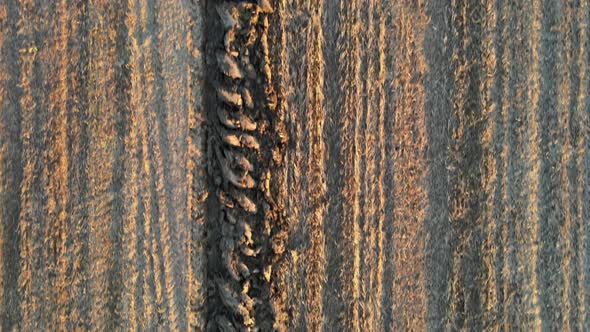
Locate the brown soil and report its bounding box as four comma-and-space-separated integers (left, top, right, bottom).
0, 0, 588, 330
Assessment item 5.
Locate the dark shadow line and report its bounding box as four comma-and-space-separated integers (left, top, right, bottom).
1, 1, 23, 329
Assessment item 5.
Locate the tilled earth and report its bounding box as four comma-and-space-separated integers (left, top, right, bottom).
0, 0, 589, 331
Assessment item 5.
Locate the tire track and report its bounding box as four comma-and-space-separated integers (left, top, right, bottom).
147, 74, 179, 330
139, 99, 162, 330
0, 1, 23, 330
424, 0, 452, 329
135, 112, 151, 330
137, 0, 182, 328
138, 3, 167, 326
392, 3, 428, 330
153, 1, 190, 328
137, 4, 172, 324
150, 1, 187, 328
139, 6, 168, 326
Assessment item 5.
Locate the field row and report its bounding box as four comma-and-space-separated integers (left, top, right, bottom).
0, 0, 588, 330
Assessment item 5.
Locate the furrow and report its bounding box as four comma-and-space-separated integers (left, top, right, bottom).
567, 1, 584, 329
0, 0, 6, 323
148, 83, 180, 330
321, 0, 343, 327
576, 1, 590, 328
108, 1, 130, 327
391, 3, 428, 330
16, 1, 50, 329
423, 0, 452, 329
557, 1, 574, 329
379, 1, 396, 328
0, 1, 23, 330
66, 1, 92, 328
498, 0, 514, 328
138, 1, 174, 326
29, 3, 55, 326
536, 0, 563, 329
447, 0, 486, 328
139, 14, 172, 326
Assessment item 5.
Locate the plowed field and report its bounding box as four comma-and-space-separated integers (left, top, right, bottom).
0, 0, 588, 330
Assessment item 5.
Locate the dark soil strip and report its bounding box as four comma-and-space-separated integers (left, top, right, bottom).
108, 2, 130, 328
424, 0, 452, 329
0, 0, 23, 329
538, 0, 564, 329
